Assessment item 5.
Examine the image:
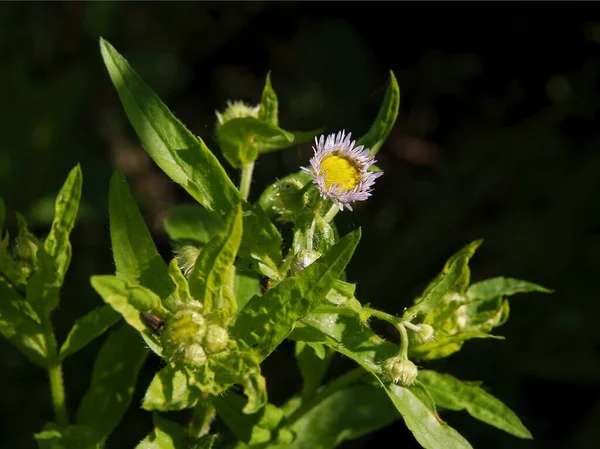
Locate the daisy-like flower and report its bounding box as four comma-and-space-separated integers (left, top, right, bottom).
301, 131, 383, 211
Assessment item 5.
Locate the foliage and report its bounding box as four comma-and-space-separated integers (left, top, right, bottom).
0, 38, 552, 449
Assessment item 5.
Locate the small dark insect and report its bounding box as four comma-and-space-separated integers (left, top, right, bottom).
140, 312, 165, 335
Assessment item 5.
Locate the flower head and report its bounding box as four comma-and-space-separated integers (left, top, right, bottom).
216, 100, 260, 126
301, 131, 382, 211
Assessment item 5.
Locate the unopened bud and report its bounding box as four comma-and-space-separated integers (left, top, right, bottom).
384, 357, 418, 386
162, 305, 208, 367
175, 245, 200, 277
216, 101, 260, 127
203, 324, 229, 353
413, 324, 435, 345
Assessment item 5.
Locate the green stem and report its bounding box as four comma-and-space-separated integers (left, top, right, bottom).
323, 203, 339, 222
398, 322, 409, 359
364, 307, 410, 359
239, 161, 255, 201
188, 398, 216, 438
42, 318, 69, 427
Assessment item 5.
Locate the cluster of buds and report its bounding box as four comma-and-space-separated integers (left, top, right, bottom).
160, 304, 230, 368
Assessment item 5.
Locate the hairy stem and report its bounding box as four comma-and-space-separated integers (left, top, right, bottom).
239, 161, 255, 201
42, 318, 69, 427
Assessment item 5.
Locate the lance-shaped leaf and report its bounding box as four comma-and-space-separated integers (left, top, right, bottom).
291, 313, 472, 449
286, 384, 399, 449
43, 164, 82, 284
357, 70, 400, 156
407, 240, 482, 319
189, 203, 242, 314
466, 277, 552, 302
385, 383, 473, 449
100, 38, 240, 216
410, 331, 503, 361
59, 305, 121, 361
137, 414, 218, 449
0, 278, 47, 367
419, 370, 532, 439
142, 363, 202, 411
164, 203, 222, 245
213, 391, 284, 445
109, 171, 173, 301
234, 271, 261, 313
231, 229, 361, 360
258, 72, 278, 126
77, 325, 149, 445
90, 275, 165, 354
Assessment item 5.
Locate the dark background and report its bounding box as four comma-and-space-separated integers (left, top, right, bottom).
1, 2, 600, 448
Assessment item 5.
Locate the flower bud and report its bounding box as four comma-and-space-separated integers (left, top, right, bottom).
216, 100, 260, 127
175, 245, 200, 277
203, 324, 229, 354
161, 305, 208, 367
384, 357, 418, 386
412, 324, 435, 345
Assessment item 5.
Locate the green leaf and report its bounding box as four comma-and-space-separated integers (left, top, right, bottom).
109, 171, 174, 301
410, 332, 503, 361
419, 370, 532, 439
59, 305, 121, 361
90, 275, 166, 354
217, 117, 294, 168
235, 271, 261, 313
258, 72, 278, 126
25, 246, 60, 315
13, 213, 42, 284
0, 277, 47, 367
232, 229, 361, 360
209, 347, 267, 414
100, 38, 240, 216
357, 70, 400, 156
213, 391, 284, 445
43, 164, 82, 284
295, 341, 333, 401
136, 414, 187, 449
466, 277, 552, 302
384, 383, 473, 449
142, 363, 201, 411
285, 385, 399, 449
239, 202, 283, 280
164, 203, 222, 245
77, 325, 149, 444
407, 240, 482, 318
34, 424, 101, 449
189, 203, 242, 315
0, 231, 25, 289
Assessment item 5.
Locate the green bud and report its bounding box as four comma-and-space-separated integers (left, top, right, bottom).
258, 173, 311, 223
203, 324, 229, 354
384, 357, 418, 386
216, 100, 260, 127
162, 305, 208, 367
175, 245, 200, 277
411, 324, 435, 345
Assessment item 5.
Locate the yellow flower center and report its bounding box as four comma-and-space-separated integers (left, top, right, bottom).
319, 153, 361, 191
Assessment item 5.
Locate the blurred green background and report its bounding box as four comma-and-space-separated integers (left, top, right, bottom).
1, 2, 599, 448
